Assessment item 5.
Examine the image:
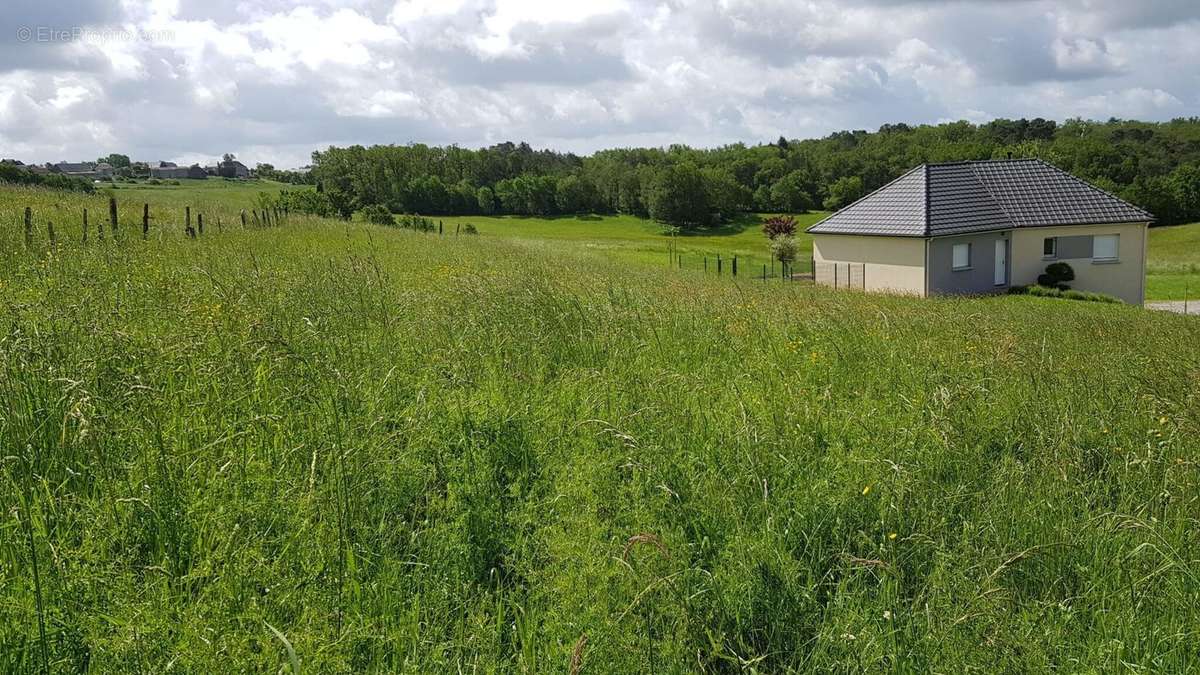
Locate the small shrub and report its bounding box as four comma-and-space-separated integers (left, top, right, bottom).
168, 179, 181, 186
146, 178, 161, 185
762, 215, 797, 239
1008, 285, 1121, 304
1037, 262, 1075, 288
770, 235, 798, 263
359, 204, 395, 226
463, 223, 479, 235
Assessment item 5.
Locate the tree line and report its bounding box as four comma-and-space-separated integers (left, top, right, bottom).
301, 119, 1200, 227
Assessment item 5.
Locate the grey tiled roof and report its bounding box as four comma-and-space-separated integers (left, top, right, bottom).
807, 158, 1154, 237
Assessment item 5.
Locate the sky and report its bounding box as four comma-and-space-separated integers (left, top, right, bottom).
1, 0, 1198, 169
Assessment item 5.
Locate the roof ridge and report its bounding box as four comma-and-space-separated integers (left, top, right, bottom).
965, 162, 1018, 228
1030, 158, 1155, 222
921, 164, 931, 237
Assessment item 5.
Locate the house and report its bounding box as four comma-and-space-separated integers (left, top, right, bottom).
217, 159, 250, 178
50, 161, 114, 179
149, 163, 208, 179
806, 158, 1154, 305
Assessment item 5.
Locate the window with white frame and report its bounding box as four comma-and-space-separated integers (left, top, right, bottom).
952, 243, 971, 270
1043, 237, 1057, 258
1093, 234, 1119, 261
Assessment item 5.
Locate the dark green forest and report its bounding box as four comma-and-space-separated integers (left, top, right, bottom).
305, 117, 1200, 227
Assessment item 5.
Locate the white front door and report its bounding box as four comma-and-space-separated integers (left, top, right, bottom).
994, 238, 1007, 286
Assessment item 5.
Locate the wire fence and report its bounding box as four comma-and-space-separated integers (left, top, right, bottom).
664, 238, 814, 282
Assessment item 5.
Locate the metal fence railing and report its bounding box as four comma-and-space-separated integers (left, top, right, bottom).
814, 262, 866, 289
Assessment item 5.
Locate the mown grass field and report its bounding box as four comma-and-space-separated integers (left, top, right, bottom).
437, 213, 824, 278
1, 183, 1199, 671
1144, 222, 1200, 302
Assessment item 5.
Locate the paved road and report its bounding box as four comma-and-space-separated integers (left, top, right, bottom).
1147, 301, 1200, 315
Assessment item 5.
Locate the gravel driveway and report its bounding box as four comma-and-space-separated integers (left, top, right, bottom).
1147, 301, 1200, 315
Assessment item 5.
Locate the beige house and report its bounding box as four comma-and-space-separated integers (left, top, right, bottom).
807, 159, 1153, 304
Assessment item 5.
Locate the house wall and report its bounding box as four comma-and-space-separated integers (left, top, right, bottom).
811, 234, 927, 296
1010, 222, 1148, 304
927, 231, 1011, 296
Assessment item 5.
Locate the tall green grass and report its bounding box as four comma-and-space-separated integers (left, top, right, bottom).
1, 187, 1199, 671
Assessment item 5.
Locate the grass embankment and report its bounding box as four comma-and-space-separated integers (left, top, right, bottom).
2, 188, 1199, 671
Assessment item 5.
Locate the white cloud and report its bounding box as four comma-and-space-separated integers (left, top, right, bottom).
0, 0, 1196, 168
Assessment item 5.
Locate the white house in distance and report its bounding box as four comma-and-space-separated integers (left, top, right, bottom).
806, 158, 1154, 304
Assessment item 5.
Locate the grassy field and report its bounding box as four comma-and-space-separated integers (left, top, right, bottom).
1145, 222, 1200, 302
438, 213, 824, 277
2, 183, 1200, 671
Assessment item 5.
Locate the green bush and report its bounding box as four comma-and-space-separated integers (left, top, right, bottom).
1008, 284, 1121, 303
463, 223, 479, 235
1037, 261, 1075, 288
359, 204, 395, 226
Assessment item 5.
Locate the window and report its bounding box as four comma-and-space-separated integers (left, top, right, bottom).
1043, 237, 1057, 258
952, 243, 971, 270
1093, 234, 1119, 261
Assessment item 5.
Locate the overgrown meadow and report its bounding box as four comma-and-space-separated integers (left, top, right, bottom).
1, 186, 1199, 672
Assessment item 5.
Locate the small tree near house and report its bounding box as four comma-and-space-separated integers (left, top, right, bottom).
1037, 262, 1075, 290
761, 215, 797, 239
770, 235, 799, 266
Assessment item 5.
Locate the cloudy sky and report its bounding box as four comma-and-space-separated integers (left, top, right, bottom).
2, 0, 1198, 168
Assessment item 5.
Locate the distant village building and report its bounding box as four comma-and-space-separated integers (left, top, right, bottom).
218, 159, 250, 179
50, 161, 114, 180
149, 162, 207, 179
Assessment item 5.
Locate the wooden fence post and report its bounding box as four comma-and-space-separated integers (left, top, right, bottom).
439, 220, 443, 235
252, 210, 261, 227
733, 256, 738, 277
142, 204, 149, 239
82, 208, 88, 243
198, 213, 204, 235
24, 207, 32, 248
47, 222, 56, 249
108, 197, 118, 236
241, 209, 247, 228
717, 255, 722, 275
455, 223, 460, 236
185, 206, 195, 238
217, 217, 222, 233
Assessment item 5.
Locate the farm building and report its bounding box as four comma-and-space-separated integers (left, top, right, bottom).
218, 159, 250, 178
150, 163, 207, 179
806, 158, 1154, 304
50, 161, 114, 179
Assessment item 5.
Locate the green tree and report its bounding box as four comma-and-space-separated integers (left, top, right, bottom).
555, 175, 596, 214
701, 167, 749, 222
97, 153, 131, 168
646, 163, 709, 227
823, 176, 865, 211
1168, 163, 1200, 223
477, 186, 496, 214
770, 171, 814, 212
770, 235, 799, 264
